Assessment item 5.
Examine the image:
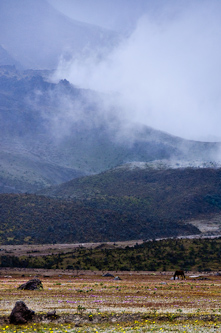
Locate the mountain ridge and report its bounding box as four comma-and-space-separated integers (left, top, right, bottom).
0, 0, 119, 69
1, 66, 221, 193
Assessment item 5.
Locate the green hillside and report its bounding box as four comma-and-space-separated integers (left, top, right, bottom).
0, 192, 198, 245
1, 238, 220, 272
40, 165, 221, 222
2, 165, 221, 244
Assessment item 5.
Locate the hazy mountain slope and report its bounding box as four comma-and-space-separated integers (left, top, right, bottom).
0, 0, 119, 69
0, 46, 22, 68
0, 150, 84, 193
1, 66, 221, 193
0, 67, 88, 192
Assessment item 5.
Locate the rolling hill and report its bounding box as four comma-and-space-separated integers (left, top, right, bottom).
1, 163, 221, 244
0, 191, 198, 245
38, 162, 221, 228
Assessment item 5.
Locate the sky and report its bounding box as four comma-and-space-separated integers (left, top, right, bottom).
48, 0, 221, 142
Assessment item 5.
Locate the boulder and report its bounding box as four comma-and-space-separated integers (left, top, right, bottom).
18, 278, 43, 290
9, 301, 35, 324
114, 276, 121, 280
102, 273, 114, 277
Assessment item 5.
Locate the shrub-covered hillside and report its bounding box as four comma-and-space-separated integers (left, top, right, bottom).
2, 165, 221, 244
1, 238, 220, 272
40, 166, 221, 230
0, 193, 198, 245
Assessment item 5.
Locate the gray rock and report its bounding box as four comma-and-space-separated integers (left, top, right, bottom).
102, 273, 114, 277
18, 278, 43, 290
9, 301, 35, 324
114, 276, 121, 280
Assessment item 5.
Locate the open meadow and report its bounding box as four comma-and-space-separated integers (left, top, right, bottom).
0, 269, 220, 332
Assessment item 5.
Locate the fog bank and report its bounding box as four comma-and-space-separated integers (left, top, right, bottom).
53, 0, 221, 142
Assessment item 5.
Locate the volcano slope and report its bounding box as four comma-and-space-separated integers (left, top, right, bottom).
0, 65, 221, 193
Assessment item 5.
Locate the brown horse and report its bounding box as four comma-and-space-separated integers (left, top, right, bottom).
174, 270, 185, 280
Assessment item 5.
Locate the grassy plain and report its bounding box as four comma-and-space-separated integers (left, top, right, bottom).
0, 269, 220, 332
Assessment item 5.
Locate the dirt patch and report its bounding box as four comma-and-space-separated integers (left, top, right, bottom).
188, 214, 221, 234
0, 240, 144, 257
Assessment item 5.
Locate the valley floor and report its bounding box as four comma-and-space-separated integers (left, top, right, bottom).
0, 270, 220, 332
0, 234, 221, 258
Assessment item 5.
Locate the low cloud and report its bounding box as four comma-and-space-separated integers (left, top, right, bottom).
53, 0, 221, 142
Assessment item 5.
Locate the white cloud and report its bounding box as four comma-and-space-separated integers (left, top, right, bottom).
54, 0, 221, 141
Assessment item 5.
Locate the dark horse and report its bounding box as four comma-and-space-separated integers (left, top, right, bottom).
174, 270, 185, 280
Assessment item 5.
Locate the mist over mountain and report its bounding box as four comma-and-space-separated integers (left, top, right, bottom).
0, 66, 221, 194
0, 45, 22, 68
0, 0, 119, 69
48, 0, 158, 33
1, 0, 221, 141
52, 0, 221, 142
